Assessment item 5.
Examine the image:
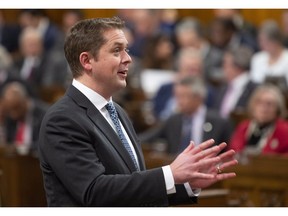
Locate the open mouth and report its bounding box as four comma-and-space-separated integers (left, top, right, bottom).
117, 70, 128, 76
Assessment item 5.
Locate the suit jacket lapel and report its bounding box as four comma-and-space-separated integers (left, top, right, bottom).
67, 86, 138, 173
170, 114, 183, 154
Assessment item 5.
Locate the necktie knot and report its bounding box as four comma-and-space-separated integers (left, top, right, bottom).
106, 102, 121, 129
106, 102, 117, 116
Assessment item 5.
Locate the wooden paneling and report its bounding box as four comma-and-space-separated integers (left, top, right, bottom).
222, 154, 288, 207
83, 9, 116, 19
0, 9, 285, 27
0, 146, 46, 207
143, 146, 288, 207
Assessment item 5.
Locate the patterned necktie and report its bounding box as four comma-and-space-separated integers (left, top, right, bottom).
105, 102, 140, 171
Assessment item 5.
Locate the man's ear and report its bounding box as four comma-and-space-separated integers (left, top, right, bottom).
79, 52, 93, 71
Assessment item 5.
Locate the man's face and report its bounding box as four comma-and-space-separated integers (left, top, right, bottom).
223, 53, 238, 81
179, 55, 202, 76
174, 85, 202, 115
89, 28, 132, 98
3, 95, 27, 121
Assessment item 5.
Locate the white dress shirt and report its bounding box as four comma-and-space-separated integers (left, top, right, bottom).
220, 73, 250, 118
20, 57, 39, 79
250, 50, 288, 84
190, 105, 207, 146
72, 79, 199, 197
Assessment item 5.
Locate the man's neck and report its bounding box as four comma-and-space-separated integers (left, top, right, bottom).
75, 76, 111, 101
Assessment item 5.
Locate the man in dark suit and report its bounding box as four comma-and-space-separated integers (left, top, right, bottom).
9, 26, 67, 101
18, 9, 60, 51
210, 46, 258, 120
1, 81, 48, 154
38, 17, 237, 207
140, 76, 232, 155
0, 10, 21, 54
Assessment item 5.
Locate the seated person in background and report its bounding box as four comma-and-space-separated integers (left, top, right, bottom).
139, 76, 233, 155
206, 17, 257, 85
141, 33, 175, 71
211, 46, 257, 121
250, 20, 288, 85
18, 9, 60, 51
0, 81, 48, 155
0, 45, 18, 86
153, 47, 214, 121
10, 27, 68, 102
229, 84, 288, 155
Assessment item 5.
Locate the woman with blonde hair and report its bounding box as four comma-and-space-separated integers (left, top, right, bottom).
229, 84, 288, 155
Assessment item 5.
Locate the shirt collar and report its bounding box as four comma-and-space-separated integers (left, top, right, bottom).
194, 105, 207, 118
72, 79, 112, 111
230, 72, 250, 90
184, 105, 206, 119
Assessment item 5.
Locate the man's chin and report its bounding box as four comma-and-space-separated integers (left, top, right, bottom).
116, 81, 127, 90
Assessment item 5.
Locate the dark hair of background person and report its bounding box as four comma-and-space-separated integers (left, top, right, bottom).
225, 46, 254, 71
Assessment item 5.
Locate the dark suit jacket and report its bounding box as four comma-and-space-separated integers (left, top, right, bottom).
5, 100, 48, 153
10, 54, 53, 98
0, 24, 21, 53
211, 80, 258, 112
139, 109, 233, 155
38, 85, 196, 207
12, 49, 71, 92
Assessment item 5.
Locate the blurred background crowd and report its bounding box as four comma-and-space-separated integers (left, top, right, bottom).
1, 9, 288, 158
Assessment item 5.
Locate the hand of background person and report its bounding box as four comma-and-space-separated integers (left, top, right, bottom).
170, 139, 237, 188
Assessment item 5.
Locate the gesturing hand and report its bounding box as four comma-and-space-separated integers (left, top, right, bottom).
170, 139, 237, 188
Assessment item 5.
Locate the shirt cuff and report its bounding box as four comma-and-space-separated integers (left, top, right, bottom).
162, 165, 176, 194
162, 165, 201, 196
184, 182, 201, 197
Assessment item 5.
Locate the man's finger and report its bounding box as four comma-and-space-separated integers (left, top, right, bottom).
192, 172, 216, 179
183, 141, 194, 153
218, 149, 236, 162
216, 172, 237, 181
216, 159, 238, 173
194, 144, 221, 161
203, 142, 228, 159
190, 139, 215, 155
194, 156, 221, 171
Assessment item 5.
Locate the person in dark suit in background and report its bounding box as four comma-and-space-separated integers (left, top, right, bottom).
10, 27, 51, 97
153, 47, 215, 121
211, 46, 258, 121
0, 10, 21, 55
38, 17, 237, 207
9, 26, 65, 101
0, 45, 18, 86
140, 76, 233, 155
18, 9, 60, 51
0, 81, 48, 155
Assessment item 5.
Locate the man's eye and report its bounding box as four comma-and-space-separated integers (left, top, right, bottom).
125, 48, 130, 53
114, 48, 120, 53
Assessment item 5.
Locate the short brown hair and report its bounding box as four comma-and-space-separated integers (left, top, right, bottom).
64, 17, 125, 78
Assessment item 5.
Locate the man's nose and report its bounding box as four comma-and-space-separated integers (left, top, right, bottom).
122, 51, 132, 64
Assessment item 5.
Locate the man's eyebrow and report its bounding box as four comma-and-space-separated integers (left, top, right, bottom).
112, 42, 128, 47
